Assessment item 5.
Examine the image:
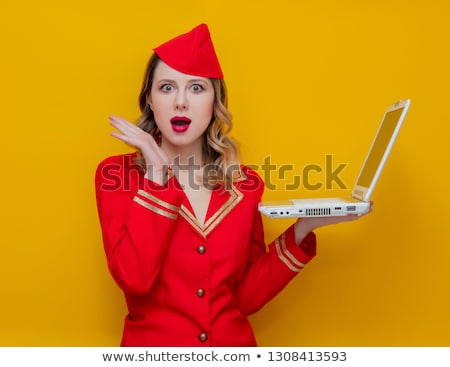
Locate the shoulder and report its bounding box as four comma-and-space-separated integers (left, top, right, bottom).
239, 165, 262, 181
96, 152, 143, 181
234, 164, 265, 195
96, 152, 139, 171
95, 152, 143, 191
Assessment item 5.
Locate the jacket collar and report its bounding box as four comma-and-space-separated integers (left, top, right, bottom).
178, 168, 247, 239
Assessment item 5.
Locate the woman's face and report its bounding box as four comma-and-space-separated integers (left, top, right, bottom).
149, 60, 215, 153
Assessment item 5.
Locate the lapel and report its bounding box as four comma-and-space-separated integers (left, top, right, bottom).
178, 169, 247, 239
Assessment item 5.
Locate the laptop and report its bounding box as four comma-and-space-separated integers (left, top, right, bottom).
258, 99, 411, 218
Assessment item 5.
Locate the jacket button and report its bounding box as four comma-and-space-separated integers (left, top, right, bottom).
197, 288, 205, 297
197, 245, 206, 254
199, 332, 208, 342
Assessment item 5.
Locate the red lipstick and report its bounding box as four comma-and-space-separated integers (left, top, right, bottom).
170, 116, 191, 133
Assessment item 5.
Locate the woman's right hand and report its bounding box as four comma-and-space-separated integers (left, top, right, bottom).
109, 115, 170, 185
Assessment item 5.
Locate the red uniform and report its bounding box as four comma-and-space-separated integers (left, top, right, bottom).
95, 153, 316, 346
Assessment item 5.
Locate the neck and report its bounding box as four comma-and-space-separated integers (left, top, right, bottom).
161, 139, 207, 189
161, 139, 204, 167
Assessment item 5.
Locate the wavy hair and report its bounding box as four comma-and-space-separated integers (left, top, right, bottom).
134, 54, 241, 189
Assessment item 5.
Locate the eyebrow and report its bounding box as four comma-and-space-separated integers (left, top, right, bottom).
155, 78, 210, 84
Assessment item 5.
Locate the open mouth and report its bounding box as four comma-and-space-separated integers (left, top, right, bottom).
170, 116, 191, 132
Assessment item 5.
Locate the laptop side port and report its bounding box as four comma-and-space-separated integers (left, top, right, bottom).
347, 205, 356, 212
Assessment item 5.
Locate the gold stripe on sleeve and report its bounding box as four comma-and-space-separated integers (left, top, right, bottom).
280, 232, 306, 269
275, 236, 303, 273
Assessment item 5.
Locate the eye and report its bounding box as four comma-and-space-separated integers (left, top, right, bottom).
190, 84, 204, 92
160, 84, 174, 92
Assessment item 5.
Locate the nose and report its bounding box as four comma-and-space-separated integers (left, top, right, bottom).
175, 91, 188, 111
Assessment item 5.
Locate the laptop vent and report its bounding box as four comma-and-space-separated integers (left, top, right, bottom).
306, 208, 331, 217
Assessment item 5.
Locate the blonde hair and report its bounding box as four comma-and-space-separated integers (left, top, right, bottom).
135, 54, 241, 189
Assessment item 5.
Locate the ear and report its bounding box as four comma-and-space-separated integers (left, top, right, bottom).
147, 95, 153, 110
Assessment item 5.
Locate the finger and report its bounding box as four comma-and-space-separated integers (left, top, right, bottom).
109, 115, 132, 125
108, 116, 170, 164
109, 118, 154, 148
110, 125, 164, 161
110, 131, 134, 145
109, 116, 138, 135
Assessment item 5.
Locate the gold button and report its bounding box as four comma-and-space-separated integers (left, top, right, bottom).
197, 245, 206, 254
197, 288, 205, 297
199, 332, 208, 342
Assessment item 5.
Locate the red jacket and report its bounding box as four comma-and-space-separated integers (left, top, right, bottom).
95, 153, 316, 346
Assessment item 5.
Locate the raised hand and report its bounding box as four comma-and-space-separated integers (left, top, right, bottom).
109, 115, 170, 185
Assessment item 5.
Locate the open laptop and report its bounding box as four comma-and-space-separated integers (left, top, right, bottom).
258, 99, 411, 218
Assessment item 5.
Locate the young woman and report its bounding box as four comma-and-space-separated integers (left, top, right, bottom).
95, 24, 371, 347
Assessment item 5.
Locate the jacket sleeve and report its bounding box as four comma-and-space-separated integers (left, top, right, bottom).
235, 174, 317, 315
95, 156, 184, 295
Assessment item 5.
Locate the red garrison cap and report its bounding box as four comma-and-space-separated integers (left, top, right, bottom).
153, 24, 224, 79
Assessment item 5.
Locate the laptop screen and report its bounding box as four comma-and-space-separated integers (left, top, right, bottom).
355, 107, 405, 188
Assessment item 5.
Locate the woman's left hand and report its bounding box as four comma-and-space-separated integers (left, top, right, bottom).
294, 202, 373, 245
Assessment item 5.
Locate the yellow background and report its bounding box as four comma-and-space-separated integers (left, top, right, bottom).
1, 0, 449, 346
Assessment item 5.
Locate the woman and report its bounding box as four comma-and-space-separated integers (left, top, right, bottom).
95, 24, 370, 346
